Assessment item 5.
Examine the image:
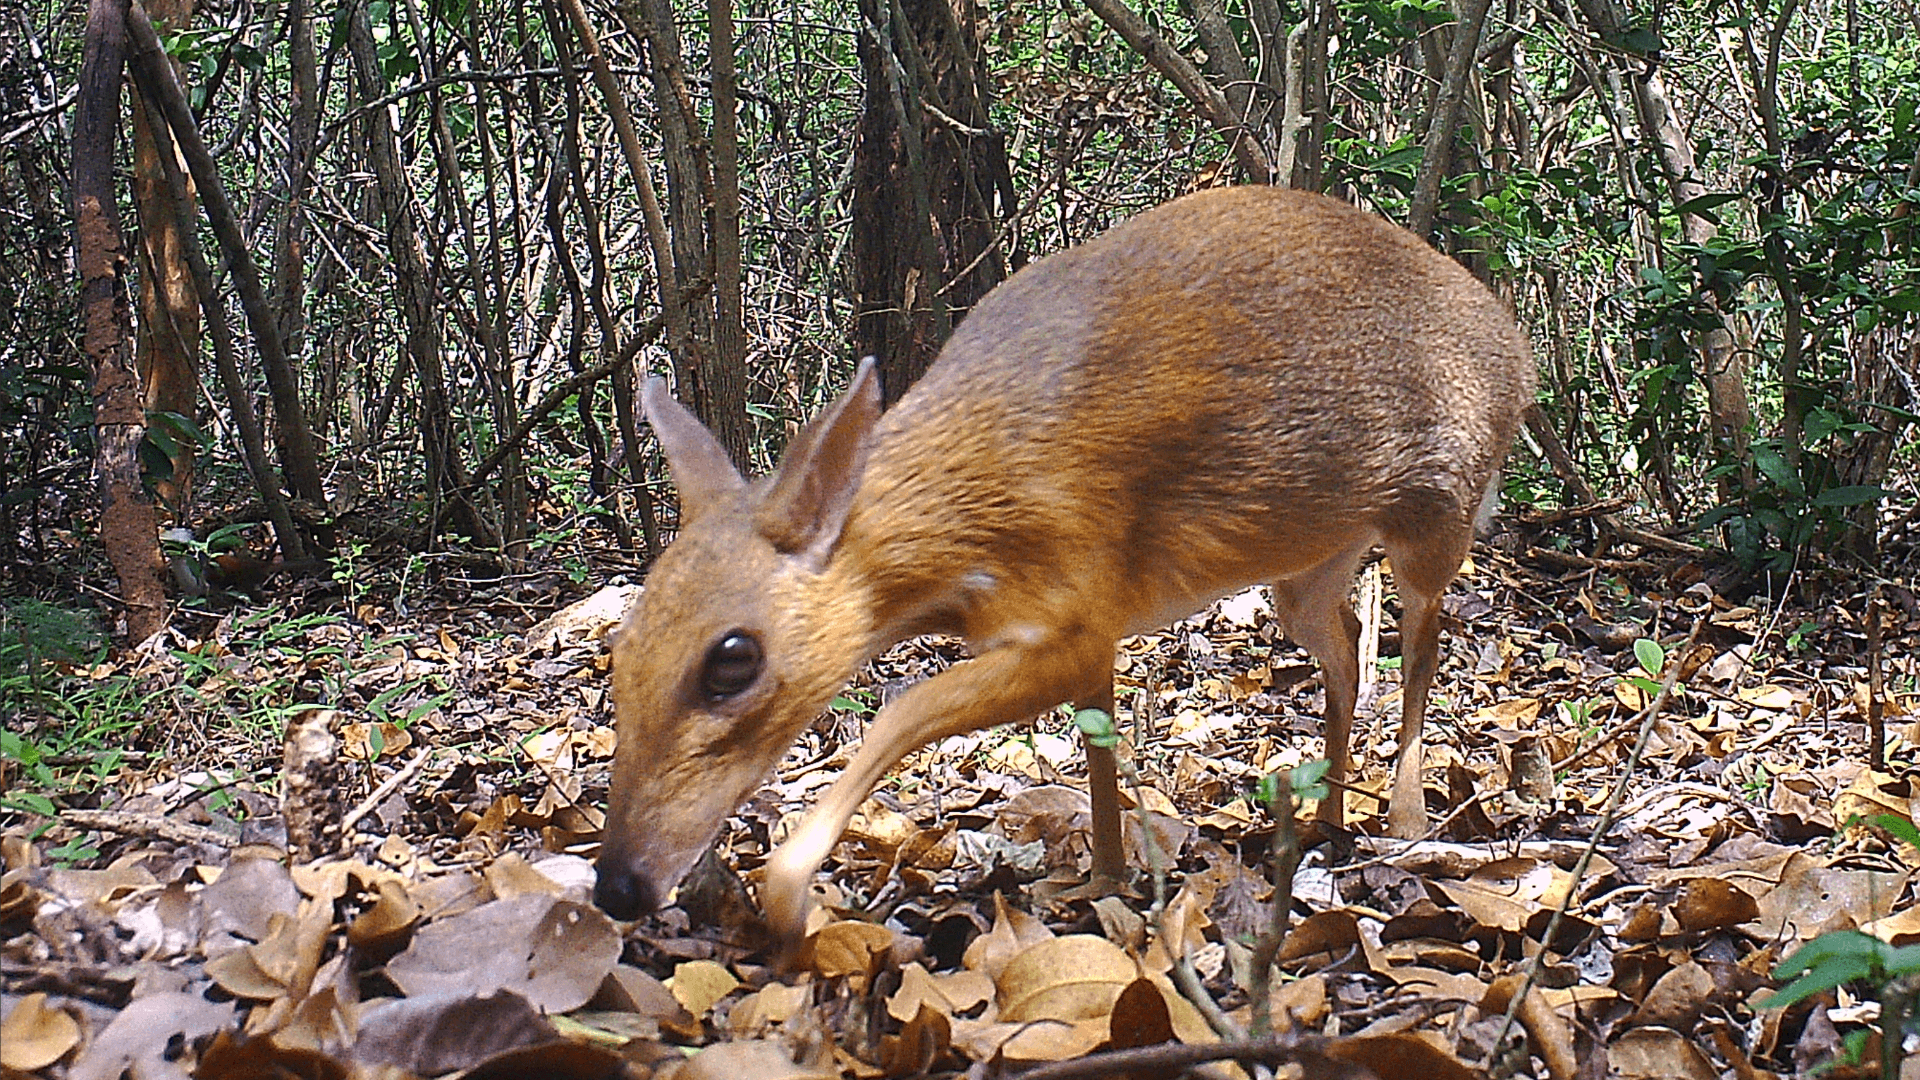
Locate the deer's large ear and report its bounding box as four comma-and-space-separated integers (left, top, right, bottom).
756, 358, 882, 566
644, 376, 746, 524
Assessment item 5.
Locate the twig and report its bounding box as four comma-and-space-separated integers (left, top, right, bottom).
1867, 583, 1884, 771
1247, 774, 1303, 1036
342, 749, 439, 834
1005, 1031, 1371, 1080
1121, 684, 1242, 1040
1481, 612, 1707, 1070
62, 809, 236, 848
1527, 547, 1662, 575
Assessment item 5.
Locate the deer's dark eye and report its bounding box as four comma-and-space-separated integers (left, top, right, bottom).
702, 632, 762, 699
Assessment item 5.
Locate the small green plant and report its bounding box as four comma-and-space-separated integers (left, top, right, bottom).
1625, 637, 1671, 700
46, 833, 102, 866
1785, 619, 1820, 654
1256, 759, 1331, 809
1754, 814, 1920, 1079
1072, 707, 1119, 749
832, 690, 877, 718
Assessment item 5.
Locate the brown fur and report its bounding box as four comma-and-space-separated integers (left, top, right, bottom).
595, 186, 1535, 935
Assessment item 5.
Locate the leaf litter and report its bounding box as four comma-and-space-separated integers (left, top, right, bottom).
2, 549, 1917, 1079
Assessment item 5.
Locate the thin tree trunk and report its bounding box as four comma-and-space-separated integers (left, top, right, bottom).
124, 2, 330, 533
1572, 0, 1752, 483
134, 59, 306, 566
129, 0, 199, 518
267, 0, 317, 358
708, 0, 748, 448
1081, 0, 1273, 183
1407, 0, 1495, 240
622, 0, 755, 468
344, 0, 495, 545
851, 0, 1013, 403
77, 0, 167, 642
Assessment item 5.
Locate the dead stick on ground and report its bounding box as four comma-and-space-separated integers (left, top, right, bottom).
1482, 610, 1708, 1069
342, 749, 438, 834
62, 809, 236, 848
1007, 1031, 1374, 1080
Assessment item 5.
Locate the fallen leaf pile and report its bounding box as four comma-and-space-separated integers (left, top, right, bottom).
3, 556, 1918, 1079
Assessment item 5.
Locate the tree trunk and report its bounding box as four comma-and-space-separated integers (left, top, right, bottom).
851, 0, 1013, 404
129, 0, 200, 519
346, 0, 494, 546
1407, 0, 1495, 240
124, 3, 330, 543
622, 0, 755, 469
76, 0, 167, 643
1082, 0, 1273, 183
1573, 0, 1752, 482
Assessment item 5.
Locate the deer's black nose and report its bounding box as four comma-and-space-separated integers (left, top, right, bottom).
593, 862, 657, 921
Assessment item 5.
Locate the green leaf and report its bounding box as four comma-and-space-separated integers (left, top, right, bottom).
1633, 638, 1665, 678
1874, 813, 1920, 849
1758, 952, 1873, 1010
1290, 759, 1331, 801
6, 792, 58, 817
1675, 192, 1742, 218
1809, 485, 1889, 508
1073, 708, 1118, 748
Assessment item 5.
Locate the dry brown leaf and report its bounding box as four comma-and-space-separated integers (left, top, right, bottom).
963, 891, 1053, 980
1383, 966, 1491, 1006
1106, 976, 1174, 1050
1, 992, 81, 1071
1262, 972, 1329, 1032
461, 1040, 635, 1080
194, 1030, 348, 1080
1752, 852, 1908, 945
997, 934, 1137, 1024
1430, 877, 1536, 933
1275, 909, 1363, 966
1862, 903, 1920, 944
1325, 1031, 1476, 1080
1483, 975, 1576, 1080
962, 1017, 1109, 1063
886, 962, 994, 1022
1629, 960, 1716, 1028
200, 856, 301, 957
386, 894, 621, 1013
845, 804, 922, 860
807, 919, 895, 979
1833, 769, 1911, 826
1467, 856, 1575, 909
353, 990, 559, 1075
485, 850, 567, 899
1672, 877, 1760, 932
1474, 698, 1544, 729
877, 1002, 955, 1077
346, 875, 421, 954
342, 720, 411, 761
729, 982, 812, 1036
669, 959, 742, 1018
1609, 1026, 1719, 1080
68, 992, 236, 1080
597, 965, 692, 1017
667, 1039, 838, 1080
1092, 895, 1147, 951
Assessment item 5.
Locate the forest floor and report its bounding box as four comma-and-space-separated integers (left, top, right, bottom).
2, 516, 1917, 1080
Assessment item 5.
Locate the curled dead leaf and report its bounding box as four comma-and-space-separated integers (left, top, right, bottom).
806, 919, 895, 980
0, 993, 82, 1072
997, 934, 1137, 1024
669, 959, 741, 1019
1673, 877, 1760, 932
